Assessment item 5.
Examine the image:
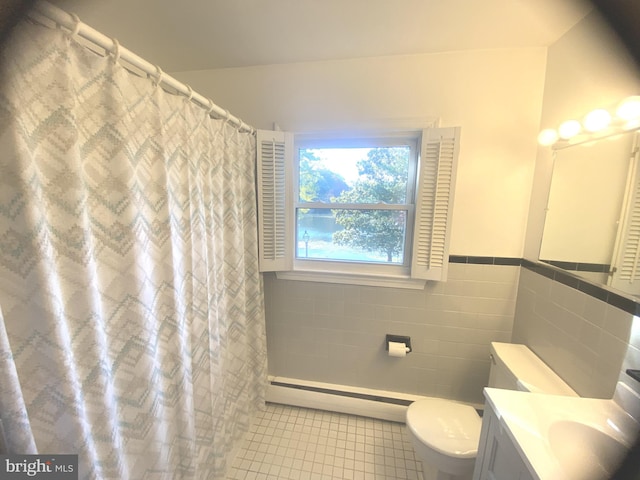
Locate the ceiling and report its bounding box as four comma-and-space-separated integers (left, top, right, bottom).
51, 0, 592, 72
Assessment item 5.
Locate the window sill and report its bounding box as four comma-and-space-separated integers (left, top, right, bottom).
274, 270, 427, 289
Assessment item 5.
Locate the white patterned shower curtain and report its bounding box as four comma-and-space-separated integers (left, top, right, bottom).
0, 14, 266, 480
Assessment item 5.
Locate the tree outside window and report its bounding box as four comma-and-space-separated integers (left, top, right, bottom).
297, 146, 411, 264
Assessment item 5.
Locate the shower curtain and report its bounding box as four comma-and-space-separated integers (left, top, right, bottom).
0, 14, 266, 480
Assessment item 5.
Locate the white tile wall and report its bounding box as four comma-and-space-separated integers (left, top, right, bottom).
512, 267, 634, 398
619, 316, 640, 404
264, 263, 519, 405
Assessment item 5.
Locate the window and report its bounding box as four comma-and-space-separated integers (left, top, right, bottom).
295, 136, 417, 277
256, 127, 460, 287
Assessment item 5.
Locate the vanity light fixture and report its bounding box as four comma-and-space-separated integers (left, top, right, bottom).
616, 95, 640, 121
583, 109, 611, 132
538, 95, 640, 148
537, 128, 559, 146
558, 119, 582, 139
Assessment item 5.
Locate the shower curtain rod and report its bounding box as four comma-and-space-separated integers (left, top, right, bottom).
30, 1, 256, 134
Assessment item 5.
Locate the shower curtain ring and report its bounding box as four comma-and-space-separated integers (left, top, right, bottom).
69, 13, 81, 37
217, 109, 231, 133
111, 38, 121, 64
152, 64, 163, 88
185, 85, 193, 102
206, 99, 216, 116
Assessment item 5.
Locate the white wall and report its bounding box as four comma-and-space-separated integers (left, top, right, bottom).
524, 12, 640, 260
512, 11, 640, 402
171, 48, 548, 403
172, 12, 640, 404
175, 48, 546, 257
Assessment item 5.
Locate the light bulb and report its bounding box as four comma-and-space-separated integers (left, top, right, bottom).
558, 120, 581, 139
583, 109, 611, 132
537, 128, 559, 146
616, 96, 640, 121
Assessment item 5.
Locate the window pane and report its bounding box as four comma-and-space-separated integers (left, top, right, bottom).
297, 209, 407, 264
298, 146, 411, 204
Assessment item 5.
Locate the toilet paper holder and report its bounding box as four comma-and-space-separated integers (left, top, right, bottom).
385, 334, 412, 354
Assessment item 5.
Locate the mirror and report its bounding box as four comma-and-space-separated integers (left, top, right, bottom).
539, 131, 640, 296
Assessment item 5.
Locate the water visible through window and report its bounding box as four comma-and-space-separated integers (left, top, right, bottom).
296, 146, 411, 264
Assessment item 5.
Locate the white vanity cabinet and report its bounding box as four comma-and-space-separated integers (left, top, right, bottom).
473, 386, 640, 480
472, 403, 535, 480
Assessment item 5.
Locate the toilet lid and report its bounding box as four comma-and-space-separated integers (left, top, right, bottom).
406, 398, 482, 458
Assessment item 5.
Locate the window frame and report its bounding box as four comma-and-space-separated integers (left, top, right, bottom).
256, 126, 460, 288
293, 133, 420, 277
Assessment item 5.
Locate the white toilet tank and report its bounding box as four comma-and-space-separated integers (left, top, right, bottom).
488, 342, 578, 396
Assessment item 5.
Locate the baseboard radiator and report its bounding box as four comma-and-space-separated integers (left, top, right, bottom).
266, 376, 431, 423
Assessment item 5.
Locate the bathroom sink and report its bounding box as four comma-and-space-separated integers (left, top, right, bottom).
548, 420, 629, 480
483, 387, 640, 480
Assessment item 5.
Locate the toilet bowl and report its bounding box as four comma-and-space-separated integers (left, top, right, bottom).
405, 342, 577, 480
406, 398, 481, 480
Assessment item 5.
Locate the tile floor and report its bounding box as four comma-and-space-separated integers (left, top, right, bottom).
226, 402, 424, 480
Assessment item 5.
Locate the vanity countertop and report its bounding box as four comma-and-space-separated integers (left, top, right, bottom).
483, 387, 640, 480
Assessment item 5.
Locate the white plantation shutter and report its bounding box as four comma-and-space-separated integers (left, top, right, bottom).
617, 203, 640, 283
411, 127, 460, 280
612, 147, 640, 290
257, 130, 293, 272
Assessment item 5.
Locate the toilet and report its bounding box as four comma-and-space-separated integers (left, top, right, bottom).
405, 342, 578, 480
